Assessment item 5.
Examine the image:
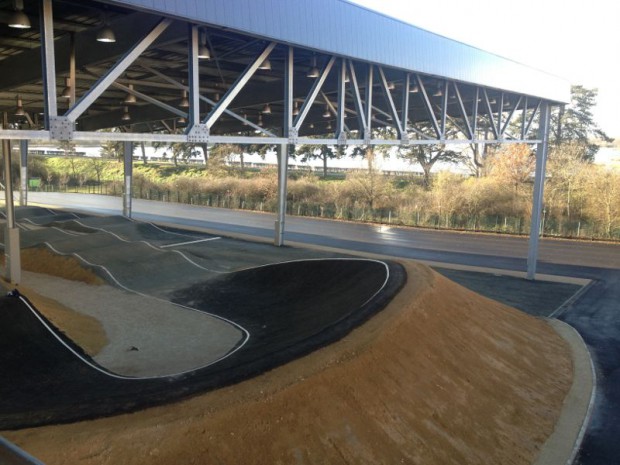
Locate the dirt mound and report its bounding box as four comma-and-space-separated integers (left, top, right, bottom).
20, 247, 104, 285
0, 259, 404, 428
3, 261, 572, 465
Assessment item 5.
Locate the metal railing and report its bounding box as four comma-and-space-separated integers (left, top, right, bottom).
0, 436, 46, 465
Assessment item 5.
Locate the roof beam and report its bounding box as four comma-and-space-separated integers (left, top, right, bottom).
415, 74, 441, 139
376, 66, 403, 138
452, 82, 473, 139
0, 13, 185, 92
347, 60, 366, 133
65, 18, 173, 123
139, 64, 276, 137
293, 56, 336, 131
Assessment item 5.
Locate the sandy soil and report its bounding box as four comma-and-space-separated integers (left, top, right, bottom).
7, 257, 245, 377
2, 247, 108, 356
14, 283, 108, 357
3, 261, 572, 465
20, 247, 105, 285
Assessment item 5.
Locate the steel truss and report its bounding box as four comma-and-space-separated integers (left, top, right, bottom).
0, 1, 554, 145
0, 0, 558, 279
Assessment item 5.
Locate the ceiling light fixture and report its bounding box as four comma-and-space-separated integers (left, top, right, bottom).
14, 94, 26, 116
179, 89, 190, 108
433, 84, 443, 97
307, 55, 320, 78
97, 25, 116, 43
8, 0, 30, 29
97, 12, 116, 43
387, 81, 395, 91
123, 84, 137, 104
198, 29, 211, 59
410, 80, 420, 93
60, 77, 72, 99
322, 104, 330, 118
121, 106, 131, 121
258, 58, 271, 71
292, 101, 299, 116
262, 103, 271, 114
257, 114, 264, 126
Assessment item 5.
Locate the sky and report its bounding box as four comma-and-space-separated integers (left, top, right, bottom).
349, 0, 620, 138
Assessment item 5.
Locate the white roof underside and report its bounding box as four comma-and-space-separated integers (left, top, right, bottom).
105, 0, 571, 103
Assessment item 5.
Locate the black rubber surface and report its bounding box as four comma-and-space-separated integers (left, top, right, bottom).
0, 259, 405, 430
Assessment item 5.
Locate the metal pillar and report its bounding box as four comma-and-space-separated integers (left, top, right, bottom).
40, 0, 57, 127
526, 102, 550, 280
274, 46, 293, 247
274, 143, 289, 246
19, 140, 28, 206
123, 141, 133, 218
3, 138, 20, 283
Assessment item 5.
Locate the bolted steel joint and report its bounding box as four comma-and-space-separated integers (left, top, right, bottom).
288, 127, 298, 145
49, 116, 74, 141
187, 124, 210, 143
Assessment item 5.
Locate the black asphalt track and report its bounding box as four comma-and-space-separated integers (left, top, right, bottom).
0, 259, 405, 430
6, 197, 620, 464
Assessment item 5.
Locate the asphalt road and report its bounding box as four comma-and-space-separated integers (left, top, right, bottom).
17, 193, 620, 464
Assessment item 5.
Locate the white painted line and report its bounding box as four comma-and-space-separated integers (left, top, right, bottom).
169, 249, 225, 272
70, 219, 225, 273
160, 237, 221, 248
548, 280, 595, 319
237, 257, 391, 308
51, 226, 83, 236
147, 221, 203, 238
34, 242, 251, 380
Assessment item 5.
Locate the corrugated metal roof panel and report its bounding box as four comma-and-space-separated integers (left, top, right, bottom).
104, 0, 570, 103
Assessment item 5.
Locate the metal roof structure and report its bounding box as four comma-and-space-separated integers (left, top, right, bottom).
0, 0, 568, 145
0, 0, 563, 279
107, 0, 570, 103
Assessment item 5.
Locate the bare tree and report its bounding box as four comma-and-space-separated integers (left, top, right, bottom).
583, 165, 620, 238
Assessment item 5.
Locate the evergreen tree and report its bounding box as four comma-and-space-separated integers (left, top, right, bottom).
551, 85, 613, 160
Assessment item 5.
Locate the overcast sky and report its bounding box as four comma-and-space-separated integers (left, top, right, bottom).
349, 0, 619, 138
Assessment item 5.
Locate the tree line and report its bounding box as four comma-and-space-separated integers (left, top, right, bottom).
23, 85, 619, 240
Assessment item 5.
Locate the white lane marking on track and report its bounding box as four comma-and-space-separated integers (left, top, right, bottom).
160, 237, 221, 248
36, 242, 251, 380
146, 222, 204, 239
19, 294, 249, 381
237, 257, 391, 307
51, 226, 83, 236
169, 250, 223, 272
19, 251, 391, 381
70, 219, 225, 273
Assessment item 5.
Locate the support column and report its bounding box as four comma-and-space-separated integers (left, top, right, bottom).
123, 141, 133, 218
526, 102, 550, 280
275, 46, 293, 247
19, 140, 28, 206
274, 143, 290, 246
40, 0, 57, 128
3, 138, 21, 284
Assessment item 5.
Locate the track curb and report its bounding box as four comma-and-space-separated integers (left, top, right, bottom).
534, 319, 596, 465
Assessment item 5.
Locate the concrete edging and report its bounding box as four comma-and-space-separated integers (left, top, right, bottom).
533, 319, 596, 465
